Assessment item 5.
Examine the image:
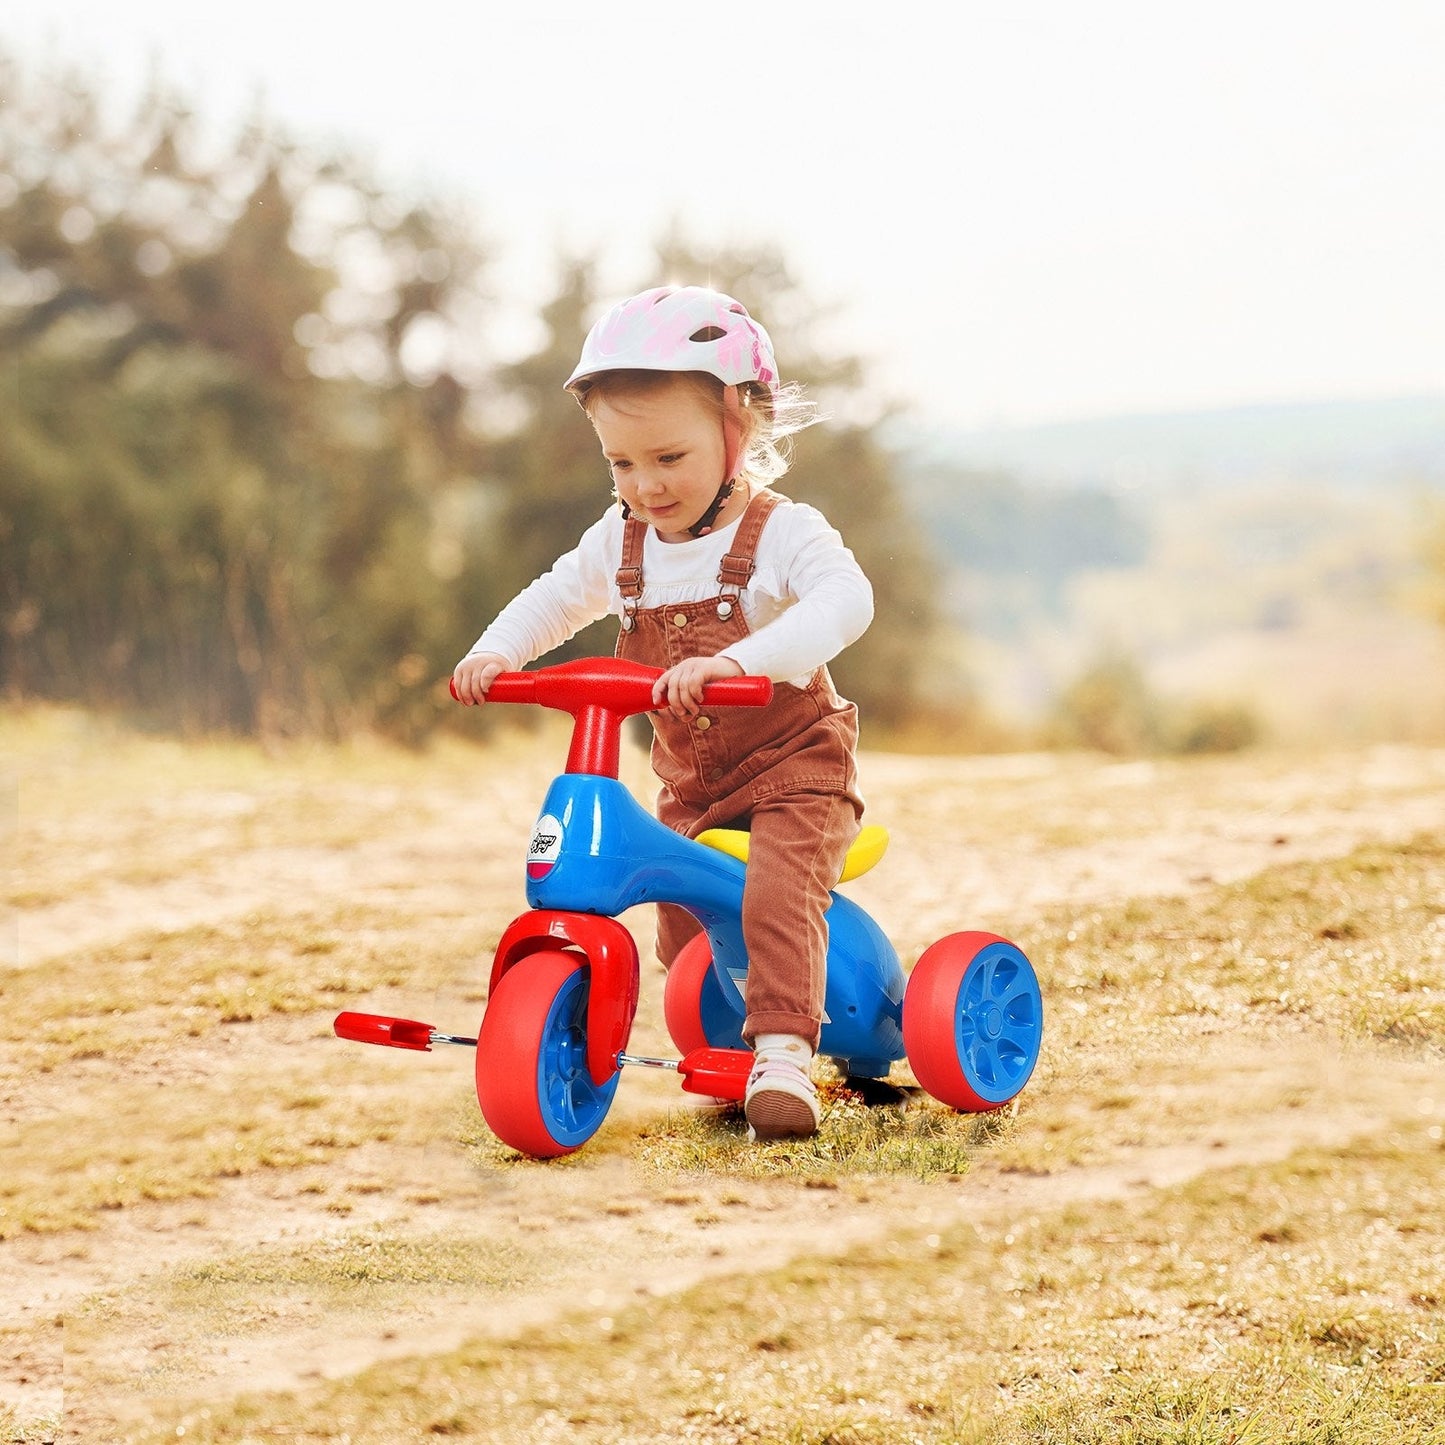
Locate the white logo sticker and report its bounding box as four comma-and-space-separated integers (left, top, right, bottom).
527, 813, 563, 878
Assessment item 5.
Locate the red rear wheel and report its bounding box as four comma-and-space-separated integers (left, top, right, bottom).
663, 934, 746, 1054
903, 932, 1043, 1111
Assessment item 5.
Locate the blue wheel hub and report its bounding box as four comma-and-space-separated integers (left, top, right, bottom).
538, 969, 619, 1148
955, 942, 1043, 1105
697, 963, 747, 1050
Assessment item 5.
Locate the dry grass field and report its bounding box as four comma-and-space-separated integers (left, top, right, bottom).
3, 707, 1444, 1443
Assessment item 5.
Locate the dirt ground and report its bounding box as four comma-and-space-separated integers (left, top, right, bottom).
4, 717, 1445, 1440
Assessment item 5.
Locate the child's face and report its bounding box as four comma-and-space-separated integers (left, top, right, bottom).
591, 379, 734, 543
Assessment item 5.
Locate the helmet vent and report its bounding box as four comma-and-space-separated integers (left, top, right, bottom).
689, 325, 726, 343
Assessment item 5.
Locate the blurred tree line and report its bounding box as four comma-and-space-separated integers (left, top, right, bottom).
902, 460, 1149, 631
0, 56, 942, 742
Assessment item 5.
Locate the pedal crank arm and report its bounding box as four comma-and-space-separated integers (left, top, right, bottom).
431, 1031, 479, 1048
616, 1050, 679, 1072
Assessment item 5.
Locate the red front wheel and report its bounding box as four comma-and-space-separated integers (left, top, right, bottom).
475, 950, 620, 1158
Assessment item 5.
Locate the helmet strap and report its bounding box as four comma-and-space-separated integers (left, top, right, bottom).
721, 383, 743, 483
688, 384, 743, 537
687, 478, 735, 537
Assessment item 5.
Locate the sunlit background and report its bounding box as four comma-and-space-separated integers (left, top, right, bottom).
4, 0, 1444, 746
7, 0, 1443, 424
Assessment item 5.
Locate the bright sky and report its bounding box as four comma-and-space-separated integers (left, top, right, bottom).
4, 0, 1443, 429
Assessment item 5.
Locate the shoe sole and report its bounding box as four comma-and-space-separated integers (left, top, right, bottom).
745, 1089, 819, 1140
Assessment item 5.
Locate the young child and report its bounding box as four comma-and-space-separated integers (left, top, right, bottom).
453, 285, 873, 1141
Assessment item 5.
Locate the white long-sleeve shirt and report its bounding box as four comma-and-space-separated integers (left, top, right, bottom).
466, 491, 874, 685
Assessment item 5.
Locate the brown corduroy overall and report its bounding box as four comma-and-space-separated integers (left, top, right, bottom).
615, 490, 864, 1049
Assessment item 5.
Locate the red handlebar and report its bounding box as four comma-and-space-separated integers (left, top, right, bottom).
451, 659, 771, 714
448, 658, 772, 776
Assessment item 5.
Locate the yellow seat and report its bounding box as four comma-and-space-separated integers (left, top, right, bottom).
695, 823, 889, 885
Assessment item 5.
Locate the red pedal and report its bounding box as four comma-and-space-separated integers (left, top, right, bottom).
678, 1046, 751, 1101
334, 1012, 434, 1051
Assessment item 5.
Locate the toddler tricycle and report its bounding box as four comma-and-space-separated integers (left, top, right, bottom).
334, 658, 1043, 1158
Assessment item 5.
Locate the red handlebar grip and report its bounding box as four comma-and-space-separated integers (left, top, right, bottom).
484, 672, 539, 702
449, 672, 536, 703
699, 676, 773, 707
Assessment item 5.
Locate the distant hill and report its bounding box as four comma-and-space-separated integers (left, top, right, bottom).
891, 394, 1445, 493
885, 394, 1445, 741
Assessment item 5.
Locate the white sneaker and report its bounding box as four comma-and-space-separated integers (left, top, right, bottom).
744, 1055, 820, 1141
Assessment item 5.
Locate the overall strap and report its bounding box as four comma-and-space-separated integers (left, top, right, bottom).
718, 490, 780, 591
615, 514, 648, 599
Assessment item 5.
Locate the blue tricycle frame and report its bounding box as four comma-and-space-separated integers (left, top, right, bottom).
335, 658, 1043, 1158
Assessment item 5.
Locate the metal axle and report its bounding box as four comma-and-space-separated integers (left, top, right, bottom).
616, 1050, 679, 1072
431, 1031, 478, 1048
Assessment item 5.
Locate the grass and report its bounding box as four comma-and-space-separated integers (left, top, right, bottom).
77, 826, 1443, 1442
170, 1225, 537, 1292
5, 710, 1445, 1442
2, 901, 490, 1064
1, 896, 495, 1239
1035, 832, 1445, 1049
0, 1065, 441, 1238
629, 1083, 1016, 1181
0, 1413, 59, 1445
111, 1126, 1445, 1444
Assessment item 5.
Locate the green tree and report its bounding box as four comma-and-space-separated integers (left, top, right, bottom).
0, 57, 500, 738
0, 57, 967, 744
474, 259, 618, 663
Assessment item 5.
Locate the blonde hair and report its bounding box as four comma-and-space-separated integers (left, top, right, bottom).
577, 370, 821, 485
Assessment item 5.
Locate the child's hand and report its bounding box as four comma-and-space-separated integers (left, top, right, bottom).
652, 655, 745, 719
452, 653, 508, 705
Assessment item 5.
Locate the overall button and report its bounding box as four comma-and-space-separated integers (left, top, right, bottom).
672, 613, 689, 628
695, 716, 712, 730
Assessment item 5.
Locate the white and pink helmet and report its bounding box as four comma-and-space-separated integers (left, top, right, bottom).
564, 285, 779, 399
565, 286, 780, 514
